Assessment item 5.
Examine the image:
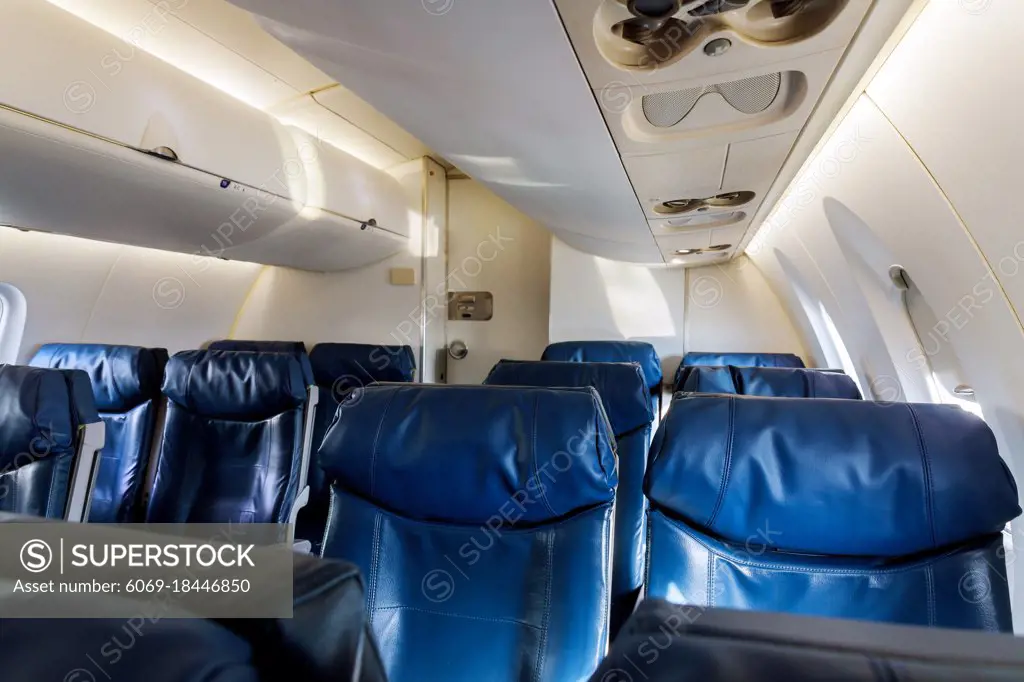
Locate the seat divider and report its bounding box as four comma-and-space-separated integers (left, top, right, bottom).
65, 421, 106, 522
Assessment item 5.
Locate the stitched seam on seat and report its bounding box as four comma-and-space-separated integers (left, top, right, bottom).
707, 550, 714, 607
533, 393, 557, 518
367, 511, 381, 616
368, 390, 399, 499
533, 530, 554, 682
371, 605, 544, 630
667, 516, 983, 574
906, 404, 937, 548
706, 397, 736, 527
925, 565, 936, 626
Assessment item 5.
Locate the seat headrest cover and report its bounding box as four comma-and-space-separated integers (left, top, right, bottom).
208, 340, 314, 385
309, 343, 416, 386
0, 365, 76, 466
542, 341, 662, 387
163, 350, 307, 421
484, 360, 653, 435
30, 344, 167, 411
681, 352, 805, 370
319, 384, 617, 524
680, 366, 862, 399
647, 395, 1021, 556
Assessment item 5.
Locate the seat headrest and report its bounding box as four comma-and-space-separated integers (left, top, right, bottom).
647, 394, 1020, 557
680, 352, 805, 370
0, 365, 77, 468
163, 350, 307, 421
309, 343, 416, 388
484, 360, 653, 435
30, 344, 168, 412
319, 384, 617, 525
680, 366, 862, 399
542, 341, 662, 388
208, 340, 314, 386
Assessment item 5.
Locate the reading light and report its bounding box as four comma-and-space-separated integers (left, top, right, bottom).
674, 248, 702, 255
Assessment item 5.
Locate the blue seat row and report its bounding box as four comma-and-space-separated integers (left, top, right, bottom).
307, 378, 1018, 681
5, 341, 414, 533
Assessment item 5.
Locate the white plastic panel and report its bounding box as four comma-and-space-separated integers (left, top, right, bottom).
314, 86, 434, 162
0, 0, 292, 191
555, 230, 665, 263
867, 0, 1024, 329
604, 52, 840, 155
236, 0, 661, 259
625, 145, 728, 205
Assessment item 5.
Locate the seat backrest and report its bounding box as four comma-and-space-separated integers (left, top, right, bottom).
147, 350, 309, 525
542, 340, 662, 390
318, 384, 617, 682
484, 359, 653, 634
208, 339, 314, 386
297, 343, 416, 548
677, 365, 862, 399
645, 394, 1021, 631
30, 343, 168, 522
0, 365, 92, 518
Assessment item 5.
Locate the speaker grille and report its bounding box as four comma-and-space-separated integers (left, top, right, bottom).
642, 72, 783, 127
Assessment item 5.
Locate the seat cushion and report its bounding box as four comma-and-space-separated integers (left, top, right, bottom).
319, 384, 617, 682
483, 359, 653, 633
647, 394, 1020, 556
678, 366, 862, 398
30, 344, 168, 523
542, 341, 662, 388
148, 351, 307, 523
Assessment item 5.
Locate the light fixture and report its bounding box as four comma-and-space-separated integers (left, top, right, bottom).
706, 243, 732, 251
703, 38, 732, 57
674, 248, 702, 255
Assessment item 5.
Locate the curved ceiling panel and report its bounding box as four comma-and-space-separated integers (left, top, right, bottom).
228, 0, 661, 263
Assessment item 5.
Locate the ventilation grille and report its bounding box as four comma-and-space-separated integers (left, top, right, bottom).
642, 72, 783, 127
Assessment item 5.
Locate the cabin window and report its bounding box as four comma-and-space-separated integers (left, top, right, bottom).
0, 283, 26, 365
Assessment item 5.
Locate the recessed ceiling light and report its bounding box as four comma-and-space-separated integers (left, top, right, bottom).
704, 38, 732, 57
674, 248, 702, 256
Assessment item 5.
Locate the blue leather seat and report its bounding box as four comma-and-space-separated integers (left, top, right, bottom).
146, 350, 311, 527
484, 359, 653, 634
0, 364, 103, 519
677, 365, 862, 399
30, 344, 168, 522
542, 341, 663, 413
208, 339, 315, 386
645, 394, 1020, 631
299, 343, 416, 551
318, 384, 617, 682
592, 600, 1024, 682
675, 351, 805, 391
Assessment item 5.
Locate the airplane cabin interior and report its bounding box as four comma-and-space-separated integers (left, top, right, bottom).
1, 1, 1023, 680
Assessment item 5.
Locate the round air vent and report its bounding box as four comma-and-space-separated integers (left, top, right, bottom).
705, 190, 756, 207
654, 198, 703, 215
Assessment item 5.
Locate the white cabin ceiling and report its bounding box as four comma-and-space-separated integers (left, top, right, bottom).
223, 0, 912, 266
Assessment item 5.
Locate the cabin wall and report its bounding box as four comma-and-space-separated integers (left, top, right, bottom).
549, 237, 687, 377
684, 256, 807, 363
747, 1, 1024, 628
442, 178, 552, 383
0, 228, 261, 362
231, 159, 445, 370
